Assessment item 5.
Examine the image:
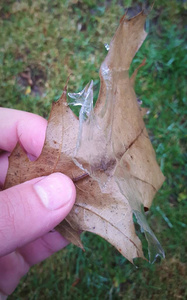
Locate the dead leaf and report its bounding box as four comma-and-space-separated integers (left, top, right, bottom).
4, 11, 165, 263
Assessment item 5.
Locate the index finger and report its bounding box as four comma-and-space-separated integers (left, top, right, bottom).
0, 108, 47, 157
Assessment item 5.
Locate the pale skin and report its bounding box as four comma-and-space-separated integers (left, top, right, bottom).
0, 108, 76, 298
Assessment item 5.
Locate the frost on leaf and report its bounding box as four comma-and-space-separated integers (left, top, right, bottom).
4, 11, 165, 263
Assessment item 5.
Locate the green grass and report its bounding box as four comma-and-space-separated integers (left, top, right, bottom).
0, 0, 186, 299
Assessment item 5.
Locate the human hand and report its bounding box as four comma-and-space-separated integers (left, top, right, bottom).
0, 108, 76, 299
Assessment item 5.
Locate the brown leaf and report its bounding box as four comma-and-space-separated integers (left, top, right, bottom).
4, 11, 165, 263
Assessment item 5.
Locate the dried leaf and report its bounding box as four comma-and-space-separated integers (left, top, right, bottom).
4, 11, 165, 263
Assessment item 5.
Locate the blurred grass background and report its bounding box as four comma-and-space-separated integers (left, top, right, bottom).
0, 0, 186, 299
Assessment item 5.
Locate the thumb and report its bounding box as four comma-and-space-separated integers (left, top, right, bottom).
0, 173, 76, 257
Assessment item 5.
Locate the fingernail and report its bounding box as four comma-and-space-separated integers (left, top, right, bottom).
33, 173, 74, 210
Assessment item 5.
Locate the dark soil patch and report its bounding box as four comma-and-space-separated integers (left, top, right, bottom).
17, 64, 47, 97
